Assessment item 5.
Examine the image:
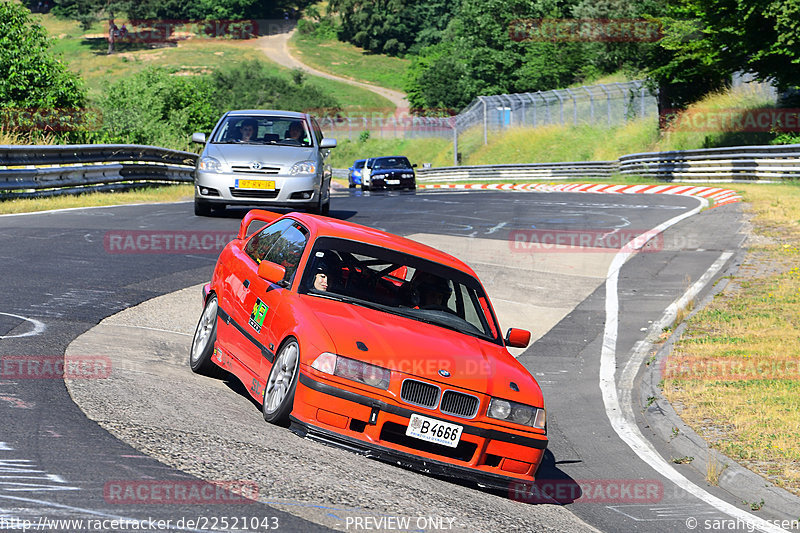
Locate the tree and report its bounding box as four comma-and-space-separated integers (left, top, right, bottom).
52, 0, 315, 23
405, 0, 573, 111
0, 0, 85, 116
647, 0, 800, 110
330, 0, 457, 56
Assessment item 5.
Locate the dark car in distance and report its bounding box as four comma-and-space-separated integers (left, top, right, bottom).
362, 156, 416, 191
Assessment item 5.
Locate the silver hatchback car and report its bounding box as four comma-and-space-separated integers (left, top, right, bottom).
192, 110, 336, 216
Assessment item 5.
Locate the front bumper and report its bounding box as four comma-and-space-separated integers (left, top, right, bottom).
366, 175, 416, 189
292, 372, 548, 489
194, 170, 322, 208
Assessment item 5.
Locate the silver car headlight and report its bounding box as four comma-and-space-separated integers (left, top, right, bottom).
198, 156, 222, 172
487, 398, 546, 429
289, 160, 317, 175
402, 173, 413, 178
311, 352, 390, 390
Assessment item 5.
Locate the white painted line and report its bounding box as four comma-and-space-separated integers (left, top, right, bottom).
0, 312, 45, 339
599, 202, 788, 532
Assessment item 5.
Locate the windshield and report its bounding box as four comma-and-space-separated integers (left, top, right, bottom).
212, 115, 312, 147
373, 157, 411, 169
299, 237, 501, 343
354, 160, 365, 169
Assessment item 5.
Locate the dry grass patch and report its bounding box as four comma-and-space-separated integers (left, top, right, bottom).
663, 182, 800, 495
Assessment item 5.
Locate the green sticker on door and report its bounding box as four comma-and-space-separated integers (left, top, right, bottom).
249, 298, 269, 332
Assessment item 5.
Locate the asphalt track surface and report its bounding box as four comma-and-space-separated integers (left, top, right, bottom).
0, 188, 792, 532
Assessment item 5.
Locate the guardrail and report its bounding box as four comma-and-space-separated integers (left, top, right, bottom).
0, 145, 198, 199
619, 144, 800, 180
3, 141, 800, 200
415, 161, 618, 182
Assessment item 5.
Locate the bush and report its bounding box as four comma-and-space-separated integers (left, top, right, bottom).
0, 1, 86, 126
94, 61, 342, 150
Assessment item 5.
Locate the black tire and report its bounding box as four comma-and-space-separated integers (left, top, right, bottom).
190, 295, 220, 376
348, 182, 356, 188
321, 198, 330, 216
262, 339, 300, 425
361, 184, 370, 191
194, 199, 212, 216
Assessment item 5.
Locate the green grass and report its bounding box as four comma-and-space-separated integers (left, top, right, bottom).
289, 31, 409, 93
35, 14, 392, 111
0, 185, 193, 214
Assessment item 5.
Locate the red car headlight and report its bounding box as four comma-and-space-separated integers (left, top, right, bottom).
488, 398, 546, 430
311, 352, 390, 390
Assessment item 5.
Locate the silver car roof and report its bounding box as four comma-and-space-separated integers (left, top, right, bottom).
226, 110, 307, 119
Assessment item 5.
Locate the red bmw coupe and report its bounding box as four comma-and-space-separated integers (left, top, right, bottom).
190, 210, 548, 489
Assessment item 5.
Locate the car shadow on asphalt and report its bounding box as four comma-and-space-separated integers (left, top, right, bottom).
200, 206, 359, 221
216, 368, 583, 505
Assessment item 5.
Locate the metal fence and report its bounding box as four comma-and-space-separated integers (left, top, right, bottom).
455, 81, 657, 141
318, 114, 452, 142
316, 80, 658, 145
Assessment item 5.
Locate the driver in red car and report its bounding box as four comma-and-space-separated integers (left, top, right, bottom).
411, 273, 451, 309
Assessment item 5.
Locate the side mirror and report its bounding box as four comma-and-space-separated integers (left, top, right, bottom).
412, 163, 418, 168
320, 138, 337, 149
191, 132, 206, 144
257, 261, 286, 284
505, 328, 531, 349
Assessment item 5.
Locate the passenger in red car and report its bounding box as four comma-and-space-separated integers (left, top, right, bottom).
313, 272, 328, 291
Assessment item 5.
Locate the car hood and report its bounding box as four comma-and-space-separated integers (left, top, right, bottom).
303, 296, 540, 402
205, 143, 316, 169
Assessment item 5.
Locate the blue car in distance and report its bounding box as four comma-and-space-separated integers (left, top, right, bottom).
348, 159, 366, 188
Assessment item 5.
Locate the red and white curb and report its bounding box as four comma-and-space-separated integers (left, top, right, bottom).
420, 183, 742, 207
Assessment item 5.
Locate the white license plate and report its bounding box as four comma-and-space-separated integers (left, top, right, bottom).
405, 414, 463, 448
386, 179, 400, 185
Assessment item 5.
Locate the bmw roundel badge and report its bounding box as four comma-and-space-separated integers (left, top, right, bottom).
438, 369, 451, 378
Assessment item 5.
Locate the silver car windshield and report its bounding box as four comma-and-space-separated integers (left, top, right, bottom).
212, 116, 312, 147
299, 237, 502, 344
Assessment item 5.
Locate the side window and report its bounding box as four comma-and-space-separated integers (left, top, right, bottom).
263, 223, 308, 283
245, 219, 294, 264
311, 118, 324, 145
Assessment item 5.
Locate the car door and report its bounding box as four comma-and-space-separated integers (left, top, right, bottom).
236, 219, 309, 393
222, 219, 299, 377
